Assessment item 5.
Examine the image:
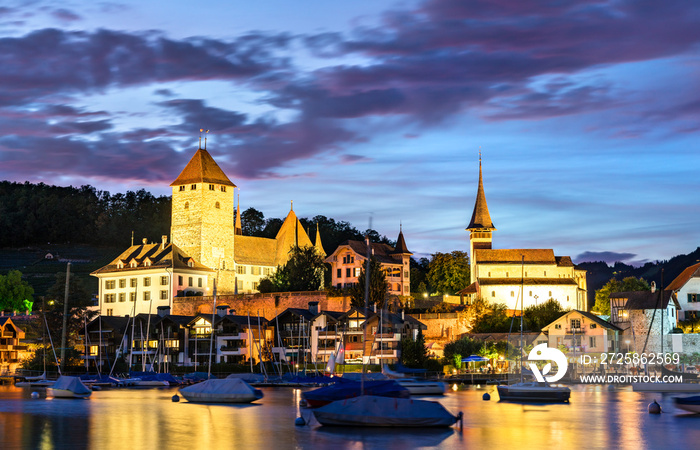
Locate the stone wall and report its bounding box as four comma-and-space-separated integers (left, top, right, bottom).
412, 313, 472, 340
173, 292, 350, 319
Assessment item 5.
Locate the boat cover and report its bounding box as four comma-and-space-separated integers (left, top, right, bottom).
52, 376, 92, 395
303, 380, 409, 405
312, 395, 457, 427
180, 378, 263, 403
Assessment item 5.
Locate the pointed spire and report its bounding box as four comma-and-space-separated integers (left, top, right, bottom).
467, 153, 496, 231
170, 146, 236, 187
235, 191, 242, 235
393, 225, 412, 255
314, 223, 326, 258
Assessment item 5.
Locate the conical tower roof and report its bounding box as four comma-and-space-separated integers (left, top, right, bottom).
170, 147, 236, 187
314, 223, 326, 258
235, 194, 242, 235
274, 204, 313, 265
392, 226, 412, 255
467, 159, 496, 231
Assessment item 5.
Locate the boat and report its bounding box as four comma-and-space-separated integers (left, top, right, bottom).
312, 395, 461, 427
674, 395, 700, 413
303, 379, 410, 408
179, 378, 263, 403
396, 378, 447, 395
632, 382, 700, 393
46, 376, 92, 399
497, 382, 570, 402
15, 379, 56, 388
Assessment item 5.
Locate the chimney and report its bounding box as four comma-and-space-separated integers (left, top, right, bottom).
142, 238, 148, 245
217, 305, 229, 317
161, 235, 168, 249
650, 281, 656, 293
229, 308, 236, 316
157, 305, 170, 317
308, 301, 319, 315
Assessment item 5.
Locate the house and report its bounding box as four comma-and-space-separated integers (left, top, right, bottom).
541, 310, 622, 354
90, 236, 214, 317
666, 262, 700, 321
270, 307, 318, 365
0, 316, 27, 374
609, 287, 679, 352
83, 315, 131, 370
462, 158, 587, 312
309, 308, 345, 364
325, 229, 412, 297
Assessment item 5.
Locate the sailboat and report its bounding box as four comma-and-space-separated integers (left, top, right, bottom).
497, 256, 571, 403
311, 234, 462, 428
47, 376, 92, 399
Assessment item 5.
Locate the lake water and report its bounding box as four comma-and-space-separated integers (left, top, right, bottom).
1, 384, 699, 449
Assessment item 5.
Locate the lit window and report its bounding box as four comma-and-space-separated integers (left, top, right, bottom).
160, 290, 168, 300
144, 291, 151, 301
119, 279, 126, 288
144, 277, 151, 287
161, 276, 168, 285
191, 184, 197, 190
131, 278, 137, 287
215, 202, 220, 209
184, 202, 189, 210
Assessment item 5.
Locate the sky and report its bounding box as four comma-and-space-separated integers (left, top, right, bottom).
0, 0, 699, 265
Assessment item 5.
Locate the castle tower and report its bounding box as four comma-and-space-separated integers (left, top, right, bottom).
466, 157, 496, 284
170, 147, 236, 281
392, 225, 413, 296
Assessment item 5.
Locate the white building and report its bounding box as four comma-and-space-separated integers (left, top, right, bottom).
666, 262, 700, 321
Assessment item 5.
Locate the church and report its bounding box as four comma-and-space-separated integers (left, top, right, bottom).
461, 159, 587, 312
92, 145, 324, 316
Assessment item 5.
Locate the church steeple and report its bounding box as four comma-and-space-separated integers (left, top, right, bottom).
235, 192, 242, 235
467, 153, 495, 284
467, 155, 495, 231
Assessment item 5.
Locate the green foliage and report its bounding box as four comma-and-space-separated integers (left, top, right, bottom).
593, 276, 650, 315
400, 330, 428, 368
0, 270, 34, 312
453, 354, 462, 370
523, 299, 568, 331
410, 257, 430, 293
443, 336, 483, 363
471, 303, 512, 333
240, 207, 265, 236
349, 256, 388, 309
427, 251, 470, 295
258, 246, 326, 292
428, 302, 455, 313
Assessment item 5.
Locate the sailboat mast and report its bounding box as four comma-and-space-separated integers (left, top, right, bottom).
207, 279, 217, 379
520, 255, 524, 384
361, 233, 371, 396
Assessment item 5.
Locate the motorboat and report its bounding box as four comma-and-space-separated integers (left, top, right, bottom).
46, 376, 92, 399
674, 395, 700, 413
179, 378, 263, 403
303, 379, 409, 408
312, 395, 461, 427
396, 378, 447, 395
497, 382, 570, 403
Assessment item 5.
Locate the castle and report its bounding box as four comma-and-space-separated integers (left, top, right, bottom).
92, 145, 323, 316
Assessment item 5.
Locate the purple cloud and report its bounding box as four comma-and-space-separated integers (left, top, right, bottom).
52, 8, 81, 22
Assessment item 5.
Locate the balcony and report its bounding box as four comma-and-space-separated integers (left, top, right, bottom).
0, 345, 12, 351
566, 326, 586, 334
220, 346, 247, 355
374, 333, 400, 340
218, 332, 248, 339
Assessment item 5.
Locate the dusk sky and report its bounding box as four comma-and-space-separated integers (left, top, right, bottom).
1, 0, 698, 265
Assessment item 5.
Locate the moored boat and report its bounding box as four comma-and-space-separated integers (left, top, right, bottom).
303, 379, 409, 408
497, 382, 570, 403
312, 395, 461, 427
46, 376, 92, 399
396, 378, 447, 395
179, 378, 263, 403
674, 395, 700, 413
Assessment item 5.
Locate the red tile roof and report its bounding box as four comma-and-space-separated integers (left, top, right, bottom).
666, 263, 700, 291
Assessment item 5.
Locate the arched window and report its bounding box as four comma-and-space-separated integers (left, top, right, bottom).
215, 201, 220, 209
491, 291, 495, 297
184, 202, 189, 209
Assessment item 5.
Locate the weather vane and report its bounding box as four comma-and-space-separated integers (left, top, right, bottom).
199, 128, 210, 149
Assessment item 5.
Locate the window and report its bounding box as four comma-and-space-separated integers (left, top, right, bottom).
346, 268, 352, 277
506, 272, 509, 277
544, 271, 547, 276
488, 272, 491, 277
590, 323, 597, 329
571, 319, 581, 329
491, 291, 495, 297
525, 272, 528, 277
251, 267, 261, 275
529, 291, 532, 296
253, 282, 259, 290
178, 275, 183, 286
589, 336, 597, 348
209, 184, 215, 190
130, 292, 136, 302
144, 277, 151, 287
131, 278, 137, 288
549, 291, 552, 297
179, 185, 185, 191
184, 202, 189, 209
567, 296, 570, 302
188, 277, 193, 287
221, 186, 226, 192
144, 291, 151, 301
119, 279, 126, 288
554, 324, 561, 329
104, 294, 116, 303
161, 276, 168, 286
144, 260, 151, 267
106, 309, 113, 316
354, 268, 361, 277
237, 280, 243, 290
688, 294, 699, 303
160, 290, 168, 300
510, 291, 514, 297
119, 293, 125, 302
191, 184, 197, 190
264, 268, 273, 276
215, 202, 220, 209
236, 266, 246, 275
105, 280, 115, 289
198, 278, 202, 288
337, 269, 341, 278
342, 255, 355, 264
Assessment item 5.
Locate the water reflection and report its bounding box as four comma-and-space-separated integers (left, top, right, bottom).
1, 385, 700, 449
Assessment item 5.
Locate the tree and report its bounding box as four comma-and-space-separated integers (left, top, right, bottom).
258, 246, 326, 292
401, 329, 428, 368
443, 336, 483, 363
240, 207, 265, 236
0, 270, 34, 312
427, 251, 470, 295
523, 299, 568, 331
410, 257, 430, 293
471, 303, 512, 333
593, 276, 650, 315
349, 257, 388, 309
